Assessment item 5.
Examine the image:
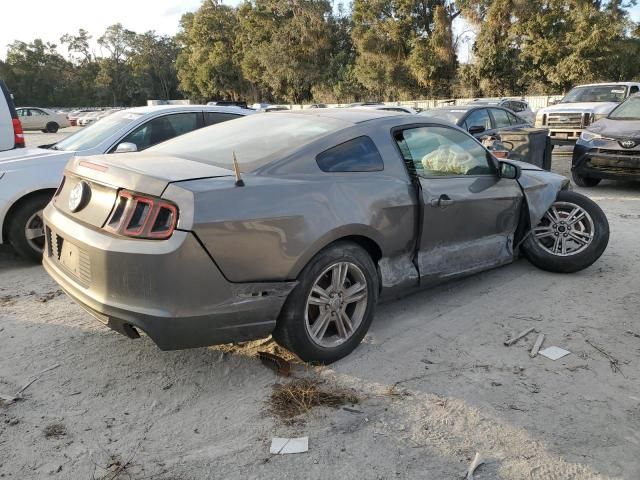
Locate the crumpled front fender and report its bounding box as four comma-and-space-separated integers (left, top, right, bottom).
515, 164, 571, 227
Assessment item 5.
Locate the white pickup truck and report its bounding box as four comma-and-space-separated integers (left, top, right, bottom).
535, 82, 640, 144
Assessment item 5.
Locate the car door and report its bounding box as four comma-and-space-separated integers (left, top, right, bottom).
393, 125, 523, 283
112, 112, 202, 152
462, 108, 494, 138
488, 108, 517, 134
17, 108, 35, 129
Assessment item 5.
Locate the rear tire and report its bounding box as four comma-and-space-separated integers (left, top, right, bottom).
572, 170, 601, 187
273, 242, 379, 364
523, 190, 609, 273
7, 194, 52, 262
46, 122, 59, 133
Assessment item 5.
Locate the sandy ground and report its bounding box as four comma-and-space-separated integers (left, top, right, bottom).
0, 134, 639, 479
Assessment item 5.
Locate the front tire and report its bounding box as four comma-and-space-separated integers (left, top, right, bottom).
273, 242, 379, 364
572, 170, 601, 187
46, 122, 59, 133
7, 194, 52, 262
523, 190, 609, 273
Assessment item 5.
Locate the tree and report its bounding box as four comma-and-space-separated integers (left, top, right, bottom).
96, 23, 136, 105
130, 32, 181, 101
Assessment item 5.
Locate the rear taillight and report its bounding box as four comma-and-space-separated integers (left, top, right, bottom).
12, 118, 24, 148
105, 190, 178, 240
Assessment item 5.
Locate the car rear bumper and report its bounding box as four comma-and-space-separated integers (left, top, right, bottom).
42, 204, 296, 350
573, 144, 640, 180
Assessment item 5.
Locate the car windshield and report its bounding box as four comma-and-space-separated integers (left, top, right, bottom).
148, 114, 348, 172
609, 96, 640, 120
53, 110, 143, 151
561, 85, 628, 103
418, 109, 465, 124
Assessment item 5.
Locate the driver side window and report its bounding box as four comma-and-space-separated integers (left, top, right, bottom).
394, 126, 494, 177
464, 109, 492, 132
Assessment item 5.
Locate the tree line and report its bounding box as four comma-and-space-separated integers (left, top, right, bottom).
1, 0, 639, 107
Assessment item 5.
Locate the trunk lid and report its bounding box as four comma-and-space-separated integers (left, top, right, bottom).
55, 152, 233, 229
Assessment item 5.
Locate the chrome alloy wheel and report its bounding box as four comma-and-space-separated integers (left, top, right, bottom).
305, 261, 369, 348
532, 201, 595, 257
24, 209, 46, 254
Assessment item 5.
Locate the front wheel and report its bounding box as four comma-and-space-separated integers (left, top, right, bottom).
523, 190, 609, 273
273, 242, 379, 364
46, 122, 59, 133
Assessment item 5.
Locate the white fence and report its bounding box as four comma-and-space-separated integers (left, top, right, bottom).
286, 95, 564, 112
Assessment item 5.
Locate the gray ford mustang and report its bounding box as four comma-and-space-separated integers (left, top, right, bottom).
42, 110, 609, 363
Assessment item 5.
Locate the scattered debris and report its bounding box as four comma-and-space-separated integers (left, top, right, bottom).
270, 437, 309, 455
465, 452, 485, 480
36, 290, 64, 303
44, 423, 67, 439
504, 327, 536, 346
585, 339, 623, 375
626, 330, 640, 339
268, 378, 359, 419
258, 351, 291, 377
530, 334, 545, 358
539, 347, 571, 361
0, 363, 60, 404
342, 407, 364, 414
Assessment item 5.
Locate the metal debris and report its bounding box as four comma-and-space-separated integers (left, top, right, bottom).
465, 452, 485, 480
530, 334, 545, 358
504, 327, 536, 346
258, 351, 291, 376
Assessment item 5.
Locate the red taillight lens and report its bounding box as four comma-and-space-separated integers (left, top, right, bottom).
105, 190, 178, 240
12, 118, 24, 148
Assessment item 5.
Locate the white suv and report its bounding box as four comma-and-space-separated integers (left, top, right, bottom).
0, 105, 253, 260
535, 82, 640, 144
0, 80, 25, 152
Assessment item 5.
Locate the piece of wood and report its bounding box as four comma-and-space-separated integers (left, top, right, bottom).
504, 327, 536, 346
465, 452, 485, 480
530, 334, 545, 357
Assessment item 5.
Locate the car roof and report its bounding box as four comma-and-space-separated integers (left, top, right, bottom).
125, 105, 254, 115
574, 82, 640, 87
282, 108, 405, 124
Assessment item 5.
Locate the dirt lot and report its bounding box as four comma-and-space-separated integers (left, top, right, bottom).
1, 133, 639, 479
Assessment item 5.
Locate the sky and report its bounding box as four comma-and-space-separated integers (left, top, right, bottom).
1, 1, 639, 61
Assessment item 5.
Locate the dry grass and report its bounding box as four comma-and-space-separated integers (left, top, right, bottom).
43, 422, 66, 439
268, 378, 359, 419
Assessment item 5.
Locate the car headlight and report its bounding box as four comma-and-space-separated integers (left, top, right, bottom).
580, 131, 614, 142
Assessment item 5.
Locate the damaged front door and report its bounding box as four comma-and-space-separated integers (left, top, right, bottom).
394, 125, 523, 284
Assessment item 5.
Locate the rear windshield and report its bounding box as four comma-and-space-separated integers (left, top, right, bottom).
609, 96, 640, 120
148, 113, 348, 172
418, 109, 465, 124
54, 110, 143, 152
561, 85, 627, 103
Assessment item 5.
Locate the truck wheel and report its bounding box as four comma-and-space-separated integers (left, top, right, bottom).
273, 242, 379, 364
523, 190, 609, 273
7, 194, 52, 262
572, 171, 601, 187
46, 122, 59, 133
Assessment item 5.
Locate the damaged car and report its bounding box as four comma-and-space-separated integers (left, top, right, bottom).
572, 94, 640, 187
42, 110, 610, 363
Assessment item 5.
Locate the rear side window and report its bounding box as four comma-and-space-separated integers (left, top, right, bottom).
491, 108, 511, 128
507, 111, 524, 125
316, 136, 383, 172
205, 112, 242, 126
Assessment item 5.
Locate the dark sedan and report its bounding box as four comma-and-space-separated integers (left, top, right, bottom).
43, 110, 609, 363
572, 95, 640, 187
420, 105, 531, 138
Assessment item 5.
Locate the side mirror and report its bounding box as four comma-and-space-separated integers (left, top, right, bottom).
499, 161, 521, 180
114, 142, 138, 154
468, 125, 486, 135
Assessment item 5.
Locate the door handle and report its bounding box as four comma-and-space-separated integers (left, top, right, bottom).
430, 194, 454, 207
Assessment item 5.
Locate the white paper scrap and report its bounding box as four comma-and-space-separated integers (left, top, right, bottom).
270, 437, 309, 455
539, 346, 571, 361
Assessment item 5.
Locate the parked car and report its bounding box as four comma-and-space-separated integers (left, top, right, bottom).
67, 109, 96, 126
207, 101, 249, 109
16, 107, 70, 133
0, 80, 24, 152
354, 104, 418, 114
0, 105, 253, 261
469, 98, 535, 123
572, 94, 640, 187
535, 82, 640, 144
78, 110, 110, 126
42, 110, 609, 363
420, 105, 531, 137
